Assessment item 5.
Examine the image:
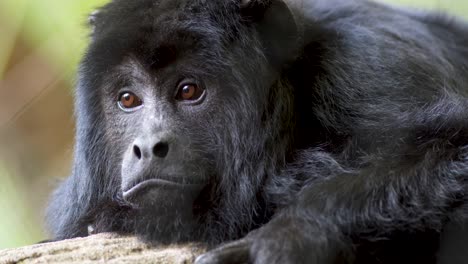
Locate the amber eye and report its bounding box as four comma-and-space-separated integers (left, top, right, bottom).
118, 92, 143, 110
176, 84, 204, 101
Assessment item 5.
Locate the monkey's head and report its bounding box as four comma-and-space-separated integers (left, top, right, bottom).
78, 0, 298, 243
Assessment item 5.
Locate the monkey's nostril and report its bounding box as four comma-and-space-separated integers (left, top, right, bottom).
133, 145, 142, 160
153, 142, 169, 158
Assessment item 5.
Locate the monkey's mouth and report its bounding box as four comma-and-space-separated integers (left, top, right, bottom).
122, 178, 206, 202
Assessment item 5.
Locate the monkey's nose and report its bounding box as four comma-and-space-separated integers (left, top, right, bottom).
133, 139, 169, 160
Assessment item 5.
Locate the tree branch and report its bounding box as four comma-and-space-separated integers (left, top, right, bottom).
0, 233, 205, 264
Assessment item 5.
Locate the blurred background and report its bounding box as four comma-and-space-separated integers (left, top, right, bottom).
0, 0, 467, 250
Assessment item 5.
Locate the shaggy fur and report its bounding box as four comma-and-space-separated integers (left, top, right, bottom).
47, 0, 468, 263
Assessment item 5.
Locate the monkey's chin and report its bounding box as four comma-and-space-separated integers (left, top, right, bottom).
123, 179, 206, 243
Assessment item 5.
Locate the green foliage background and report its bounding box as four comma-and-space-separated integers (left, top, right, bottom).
0, 0, 108, 249
0, 0, 467, 249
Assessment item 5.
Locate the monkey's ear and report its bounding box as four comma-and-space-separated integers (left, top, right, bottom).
241, 0, 299, 68
88, 10, 100, 35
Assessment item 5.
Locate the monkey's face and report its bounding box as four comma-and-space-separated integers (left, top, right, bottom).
99, 55, 238, 216
113, 57, 214, 216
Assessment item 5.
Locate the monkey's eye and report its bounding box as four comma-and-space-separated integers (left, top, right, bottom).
118, 92, 143, 110
176, 83, 204, 101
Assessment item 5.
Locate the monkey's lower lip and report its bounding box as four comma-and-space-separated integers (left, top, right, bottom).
122, 178, 205, 200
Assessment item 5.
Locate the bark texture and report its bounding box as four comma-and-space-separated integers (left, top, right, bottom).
0, 233, 205, 264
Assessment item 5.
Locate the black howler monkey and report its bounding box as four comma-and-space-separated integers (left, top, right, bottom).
47, 0, 468, 263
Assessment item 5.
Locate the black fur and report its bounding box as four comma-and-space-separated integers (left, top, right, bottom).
46, 0, 468, 263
